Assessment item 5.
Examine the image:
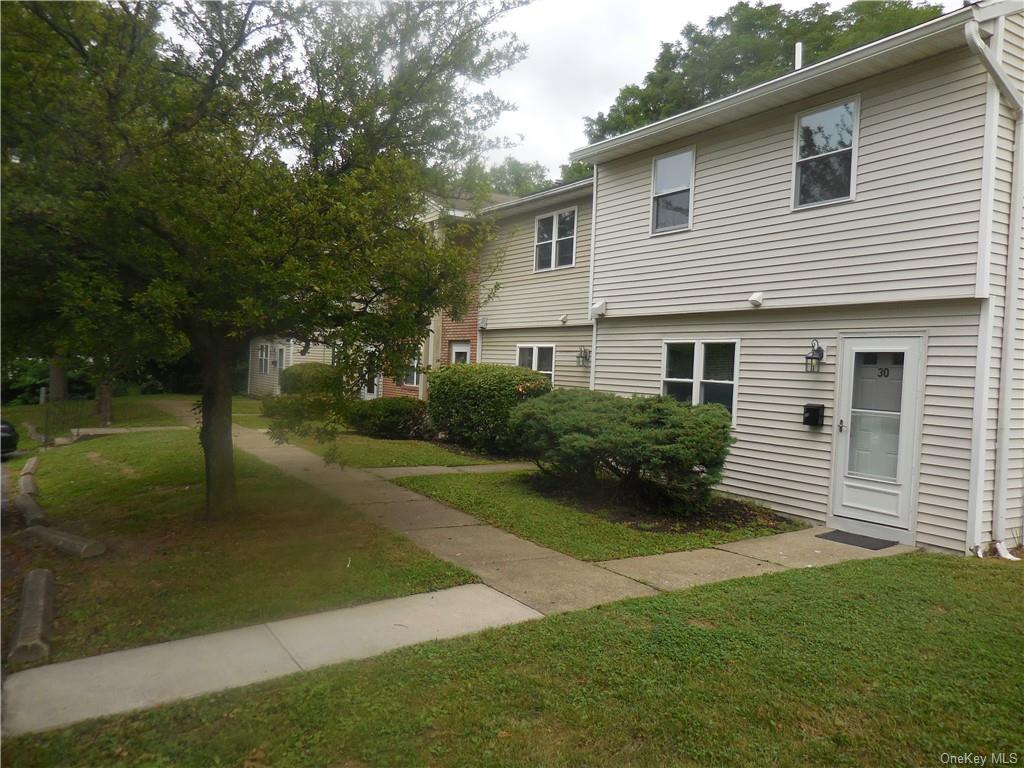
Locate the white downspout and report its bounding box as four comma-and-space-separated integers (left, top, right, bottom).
966, 18, 1023, 560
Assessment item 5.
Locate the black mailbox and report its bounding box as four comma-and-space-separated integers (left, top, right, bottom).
803, 403, 825, 427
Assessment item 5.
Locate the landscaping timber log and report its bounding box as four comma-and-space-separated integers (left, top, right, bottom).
18, 474, 38, 496
24, 526, 105, 559
14, 494, 47, 526
8, 569, 56, 664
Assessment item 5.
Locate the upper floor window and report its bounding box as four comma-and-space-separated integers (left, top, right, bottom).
535, 209, 576, 271
794, 98, 858, 207
651, 148, 694, 233
517, 344, 555, 384
663, 340, 738, 419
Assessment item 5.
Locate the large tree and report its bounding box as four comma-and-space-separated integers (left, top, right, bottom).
585, 0, 942, 142
2, 0, 525, 516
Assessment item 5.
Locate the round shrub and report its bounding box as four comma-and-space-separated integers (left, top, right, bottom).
427, 363, 551, 453
344, 397, 430, 439
278, 362, 336, 395
510, 389, 734, 512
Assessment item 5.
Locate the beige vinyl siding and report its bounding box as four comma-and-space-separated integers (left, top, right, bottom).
593, 300, 981, 553
479, 326, 593, 389
479, 193, 592, 329
248, 337, 333, 397
248, 338, 279, 397
591, 49, 987, 317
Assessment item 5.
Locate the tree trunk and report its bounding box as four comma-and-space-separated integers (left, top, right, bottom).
199, 334, 238, 519
48, 359, 68, 401
94, 380, 113, 426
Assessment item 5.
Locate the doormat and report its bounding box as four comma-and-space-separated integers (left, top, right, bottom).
816, 530, 897, 550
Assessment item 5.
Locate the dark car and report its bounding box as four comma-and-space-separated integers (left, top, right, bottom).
1, 420, 19, 457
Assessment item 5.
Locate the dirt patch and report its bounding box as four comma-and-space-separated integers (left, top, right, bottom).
86, 451, 106, 465
525, 474, 793, 535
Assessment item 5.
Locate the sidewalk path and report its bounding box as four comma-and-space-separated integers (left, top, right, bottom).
2, 585, 539, 737
2, 402, 914, 736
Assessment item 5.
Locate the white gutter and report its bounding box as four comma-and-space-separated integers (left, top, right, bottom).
965, 16, 1023, 560
589, 165, 599, 390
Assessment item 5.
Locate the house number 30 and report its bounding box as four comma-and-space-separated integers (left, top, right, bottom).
877, 367, 890, 377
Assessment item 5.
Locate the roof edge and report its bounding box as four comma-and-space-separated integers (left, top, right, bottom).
480, 178, 594, 216
569, 4, 979, 164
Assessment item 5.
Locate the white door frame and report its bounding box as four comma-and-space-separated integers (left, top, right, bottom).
450, 341, 471, 364
827, 331, 926, 545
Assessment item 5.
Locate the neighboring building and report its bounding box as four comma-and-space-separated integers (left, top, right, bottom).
246, 338, 333, 397
564, 1, 1023, 555
473, 180, 595, 389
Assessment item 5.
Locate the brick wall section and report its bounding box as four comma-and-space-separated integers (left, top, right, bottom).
381, 378, 421, 399
439, 279, 479, 364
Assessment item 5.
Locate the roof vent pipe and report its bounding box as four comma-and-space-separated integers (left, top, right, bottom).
794, 42, 803, 70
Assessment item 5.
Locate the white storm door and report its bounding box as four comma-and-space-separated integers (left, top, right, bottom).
451, 342, 470, 364
832, 336, 921, 531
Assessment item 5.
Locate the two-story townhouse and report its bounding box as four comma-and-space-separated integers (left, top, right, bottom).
474, 179, 596, 388
566, 1, 1023, 556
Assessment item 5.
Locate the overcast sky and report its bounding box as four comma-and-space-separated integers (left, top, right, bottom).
484, 0, 962, 177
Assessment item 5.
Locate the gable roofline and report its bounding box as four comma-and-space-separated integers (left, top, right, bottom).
569, 2, 1005, 165
480, 178, 594, 217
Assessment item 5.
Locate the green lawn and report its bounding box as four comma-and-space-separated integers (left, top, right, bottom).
2, 395, 182, 446
5, 554, 1021, 767
395, 471, 805, 561
231, 395, 271, 429
293, 431, 493, 468
1, 431, 474, 664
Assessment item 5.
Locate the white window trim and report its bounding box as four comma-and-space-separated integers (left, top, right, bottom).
661, 339, 741, 425
515, 343, 556, 387
402, 355, 421, 387
649, 145, 697, 236
790, 94, 861, 211
533, 207, 578, 273
257, 344, 269, 375
450, 341, 471, 364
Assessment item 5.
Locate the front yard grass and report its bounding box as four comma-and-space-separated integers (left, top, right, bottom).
5, 553, 1021, 767
292, 431, 494, 468
1, 431, 474, 664
395, 471, 804, 561
2, 395, 182, 443
230, 395, 271, 429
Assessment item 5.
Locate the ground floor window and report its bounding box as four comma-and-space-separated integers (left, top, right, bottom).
257, 344, 269, 374
517, 344, 555, 384
450, 341, 471, 364
663, 340, 738, 417
403, 355, 420, 387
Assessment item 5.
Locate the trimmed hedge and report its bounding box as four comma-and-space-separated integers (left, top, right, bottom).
427, 363, 551, 453
279, 362, 336, 395
345, 397, 430, 439
510, 389, 734, 512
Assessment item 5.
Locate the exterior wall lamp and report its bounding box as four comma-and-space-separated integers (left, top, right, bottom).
805, 339, 825, 372
575, 346, 592, 367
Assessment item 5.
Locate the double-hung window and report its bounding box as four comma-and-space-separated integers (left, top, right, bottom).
403, 356, 420, 387
258, 344, 269, 375
651, 148, 694, 233
794, 98, 858, 207
534, 209, 576, 271
517, 344, 555, 384
663, 340, 738, 418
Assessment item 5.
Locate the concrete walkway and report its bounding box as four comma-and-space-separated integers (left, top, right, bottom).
2, 403, 914, 736
2, 584, 540, 737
